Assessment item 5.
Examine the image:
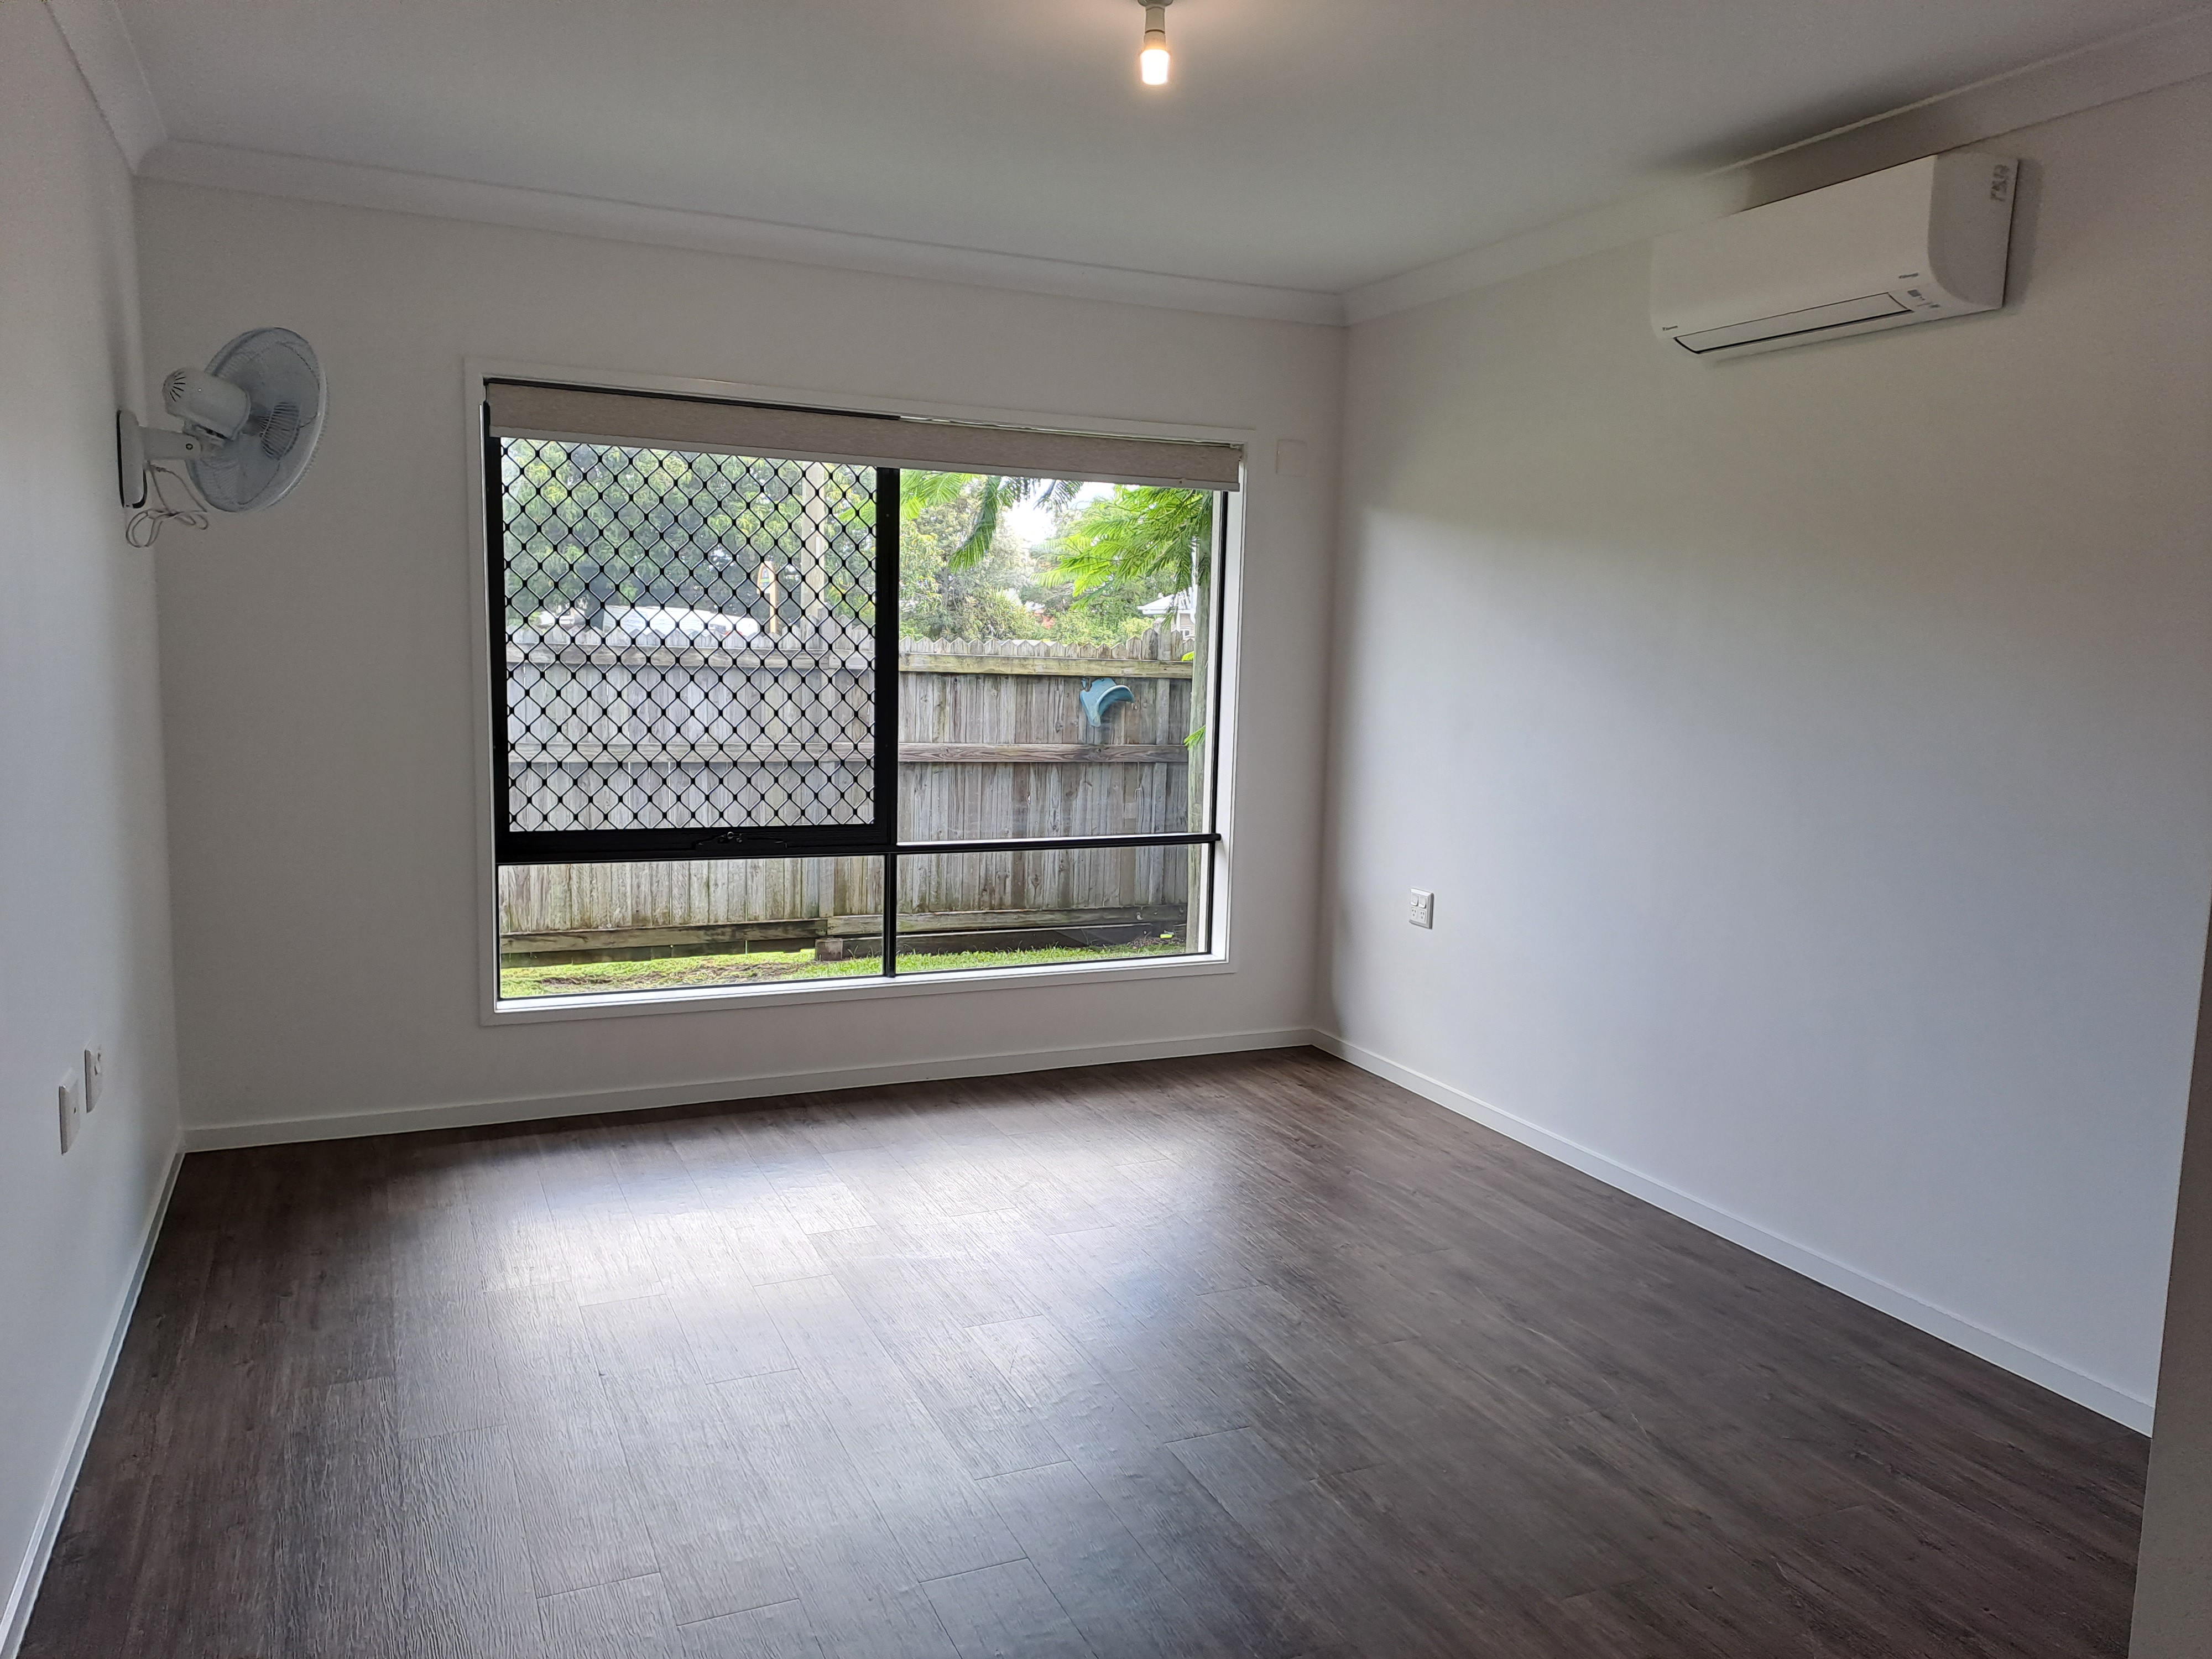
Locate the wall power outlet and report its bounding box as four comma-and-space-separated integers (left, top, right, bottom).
1409, 888, 1435, 928
59, 1076, 83, 1154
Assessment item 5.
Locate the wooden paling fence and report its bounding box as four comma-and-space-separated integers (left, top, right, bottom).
500, 629, 1202, 959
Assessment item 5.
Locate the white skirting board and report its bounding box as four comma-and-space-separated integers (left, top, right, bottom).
183, 1027, 1322, 1151
1313, 1031, 2154, 1434
2, 1143, 185, 1659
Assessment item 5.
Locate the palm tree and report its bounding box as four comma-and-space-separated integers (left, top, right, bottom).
1050, 486, 1212, 597
905, 472, 1082, 567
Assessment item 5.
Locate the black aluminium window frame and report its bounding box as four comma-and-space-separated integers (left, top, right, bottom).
483, 387, 1227, 984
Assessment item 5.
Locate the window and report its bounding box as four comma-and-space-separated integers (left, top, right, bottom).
484, 380, 1237, 1004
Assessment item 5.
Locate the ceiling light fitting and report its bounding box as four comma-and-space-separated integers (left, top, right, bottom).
1139, 1, 1171, 86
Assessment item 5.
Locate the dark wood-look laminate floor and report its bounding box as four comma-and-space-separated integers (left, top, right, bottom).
24, 1049, 2145, 1658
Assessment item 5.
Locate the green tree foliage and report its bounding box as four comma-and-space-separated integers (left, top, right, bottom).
1050, 487, 1212, 597
1016, 575, 1150, 648
499, 445, 1213, 650
500, 440, 875, 627
905, 470, 1081, 568
898, 482, 1047, 641
899, 474, 1216, 645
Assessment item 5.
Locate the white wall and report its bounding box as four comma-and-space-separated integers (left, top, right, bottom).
2132, 912, 2212, 1655
133, 182, 1340, 1142
1324, 76, 2212, 1425
0, 4, 184, 1648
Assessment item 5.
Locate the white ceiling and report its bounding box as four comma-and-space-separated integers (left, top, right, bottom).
116, 0, 2197, 298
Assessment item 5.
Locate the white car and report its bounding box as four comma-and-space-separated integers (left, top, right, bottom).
602, 604, 761, 641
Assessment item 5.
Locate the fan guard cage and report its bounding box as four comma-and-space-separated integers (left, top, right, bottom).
187, 327, 325, 513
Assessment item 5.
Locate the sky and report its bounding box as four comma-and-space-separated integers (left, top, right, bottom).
1003, 481, 1110, 552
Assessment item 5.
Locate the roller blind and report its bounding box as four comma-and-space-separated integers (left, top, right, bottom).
487, 380, 1243, 491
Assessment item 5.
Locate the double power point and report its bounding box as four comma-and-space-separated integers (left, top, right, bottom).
58, 1047, 104, 1155
1408, 888, 1435, 929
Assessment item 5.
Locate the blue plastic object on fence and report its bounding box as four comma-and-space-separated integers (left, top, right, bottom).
1080, 678, 1136, 726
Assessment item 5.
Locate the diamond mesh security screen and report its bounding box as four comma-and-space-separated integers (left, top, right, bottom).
495, 437, 886, 859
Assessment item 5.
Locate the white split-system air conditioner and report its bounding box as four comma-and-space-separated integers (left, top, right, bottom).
1650, 152, 2016, 360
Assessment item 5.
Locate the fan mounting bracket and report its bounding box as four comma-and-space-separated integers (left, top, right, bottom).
116, 410, 212, 509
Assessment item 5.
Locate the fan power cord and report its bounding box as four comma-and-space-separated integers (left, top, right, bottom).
126, 462, 210, 547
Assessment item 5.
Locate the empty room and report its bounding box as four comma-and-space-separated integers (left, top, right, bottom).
8, 0, 2212, 1654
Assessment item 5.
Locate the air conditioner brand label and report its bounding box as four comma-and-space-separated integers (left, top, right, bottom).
1989, 165, 2012, 202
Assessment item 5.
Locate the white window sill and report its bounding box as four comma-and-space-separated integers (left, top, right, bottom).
482, 948, 1234, 1025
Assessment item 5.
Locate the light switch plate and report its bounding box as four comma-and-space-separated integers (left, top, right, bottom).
59, 1077, 82, 1154
84, 1047, 103, 1113
1409, 888, 1435, 928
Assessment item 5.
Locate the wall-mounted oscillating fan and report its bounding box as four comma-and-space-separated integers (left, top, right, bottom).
117, 327, 325, 543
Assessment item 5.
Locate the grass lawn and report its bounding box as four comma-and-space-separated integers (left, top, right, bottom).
499, 938, 1187, 999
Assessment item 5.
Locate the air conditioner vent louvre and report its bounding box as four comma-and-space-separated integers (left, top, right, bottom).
1672, 293, 1911, 354
1651, 153, 2015, 361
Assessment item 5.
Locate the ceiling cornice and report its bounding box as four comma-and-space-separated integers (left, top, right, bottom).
134, 141, 1348, 328
43, 0, 164, 166
1344, 6, 2212, 325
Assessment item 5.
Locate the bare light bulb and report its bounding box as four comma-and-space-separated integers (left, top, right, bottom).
1139, 3, 1171, 85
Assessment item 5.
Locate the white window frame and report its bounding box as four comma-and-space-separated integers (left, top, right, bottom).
463, 358, 1249, 1025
